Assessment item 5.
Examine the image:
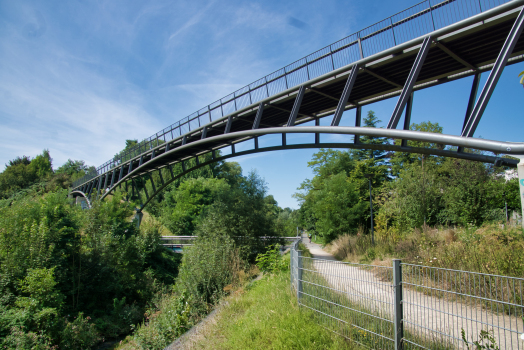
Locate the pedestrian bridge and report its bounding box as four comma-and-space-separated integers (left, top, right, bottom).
71, 0, 524, 212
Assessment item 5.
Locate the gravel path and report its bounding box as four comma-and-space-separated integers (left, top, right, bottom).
301, 235, 524, 349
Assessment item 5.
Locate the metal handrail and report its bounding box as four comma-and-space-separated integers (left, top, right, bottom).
73, 0, 515, 188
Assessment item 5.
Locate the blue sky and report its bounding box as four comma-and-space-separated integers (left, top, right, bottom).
1, 0, 522, 209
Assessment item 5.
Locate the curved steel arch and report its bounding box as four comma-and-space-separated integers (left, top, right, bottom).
70, 190, 92, 209
97, 126, 523, 211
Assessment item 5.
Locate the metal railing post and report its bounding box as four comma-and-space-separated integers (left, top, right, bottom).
393, 259, 404, 350
297, 250, 303, 301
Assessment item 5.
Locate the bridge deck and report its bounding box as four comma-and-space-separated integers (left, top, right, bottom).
72, 1, 524, 198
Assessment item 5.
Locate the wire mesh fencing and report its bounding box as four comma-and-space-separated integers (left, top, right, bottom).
290, 243, 524, 349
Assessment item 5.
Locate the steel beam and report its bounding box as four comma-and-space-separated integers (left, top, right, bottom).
401, 93, 414, 147
143, 180, 149, 200
224, 115, 233, 134
308, 87, 339, 102
287, 85, 306, 127
315, 118, 320, 144
151, 148, 156, 159
388, 36, 432, 129
110, 169, 116, 188
158, 169, 165, 186
282, 133, 286, 146
168, 164, 175, 179
254, 136, 259, 149
109, 141, 519, 211
165, 142, 170, 152
182, 135, 187, 145
148, 174, 156, 193
458, 73, 481, 152
358, 38, 364, 59
462, 8, 524, 138
434, 41, 477, 71
253, 103, 264, 129
201, 126, 208, 139
331, 65, 359, 126
118, 165, 124, 182
139, 155, 144, 167
354, 106, 362, 144
267, 103, 315, 120
363, 67, 402, 88
128, 161, 133, 174
87, 180, 94, 199
96, 176, 103, 200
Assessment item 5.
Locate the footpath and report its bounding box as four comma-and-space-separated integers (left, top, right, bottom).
300, 234, 523, 349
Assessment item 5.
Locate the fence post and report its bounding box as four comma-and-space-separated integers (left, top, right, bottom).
290, 248, 295, 288
297, 250, 303, 302
393, 259, 404, 350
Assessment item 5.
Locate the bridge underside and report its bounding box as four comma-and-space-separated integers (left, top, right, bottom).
71, 2, 524, 210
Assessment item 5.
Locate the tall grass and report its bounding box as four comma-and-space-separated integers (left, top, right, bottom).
176, 259, 360, 350
326, 224, 524, 277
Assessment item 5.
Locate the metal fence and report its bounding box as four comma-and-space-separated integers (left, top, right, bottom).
290, 242, 524, 349
72, 0, 512, 189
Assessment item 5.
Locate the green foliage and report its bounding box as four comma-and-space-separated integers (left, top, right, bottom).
60, 313, 98, 350
131, 232, 246, 349
1, 326, 56, 350
55, 159, 95, 182
255, 245, 287, 273
174, 267, 358, 350
354, 111, 389, 162
175, 232, 245, 307
0, 150, 53, 199
296, 117, 522, 244
132, 292, 192, 350
0, 188, 182, 348
461, 328, 499, 350
161, 177, 230, 235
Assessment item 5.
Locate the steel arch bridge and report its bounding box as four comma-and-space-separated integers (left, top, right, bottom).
71, 0, 524, 214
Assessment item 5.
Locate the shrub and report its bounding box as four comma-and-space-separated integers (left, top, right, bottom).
60, 312, 98, 350
256, 244, 287, 273
1, 326, 56, 350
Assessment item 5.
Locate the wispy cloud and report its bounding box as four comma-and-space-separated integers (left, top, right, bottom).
167, 0, 216, 43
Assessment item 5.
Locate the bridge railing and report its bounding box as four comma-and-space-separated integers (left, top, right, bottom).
73, 0, 511, 189
160, 235, 301, 249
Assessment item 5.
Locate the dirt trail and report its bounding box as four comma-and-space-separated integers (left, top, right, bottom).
301, 235, 524, 349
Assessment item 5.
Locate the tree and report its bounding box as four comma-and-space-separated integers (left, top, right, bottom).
0, 150, 53, 199
390, 121, 444, 177
161, 177, 230, 235
354, 111, 389, 162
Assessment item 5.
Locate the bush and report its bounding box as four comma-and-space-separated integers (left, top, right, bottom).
1, 326, 56, 350
60, 313, 98, 350
130, 232, 246, 349
256, 244, 287, 273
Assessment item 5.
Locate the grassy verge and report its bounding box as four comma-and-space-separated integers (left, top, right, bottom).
177, 261, 360, 350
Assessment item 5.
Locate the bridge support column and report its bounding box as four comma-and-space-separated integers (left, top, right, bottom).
134, 211, 144, 229
518, 157, 524, 229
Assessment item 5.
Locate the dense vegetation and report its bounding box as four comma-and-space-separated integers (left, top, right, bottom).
295, 111, 521, 244
0, 148, 298, 349
0, 109, 521, 348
